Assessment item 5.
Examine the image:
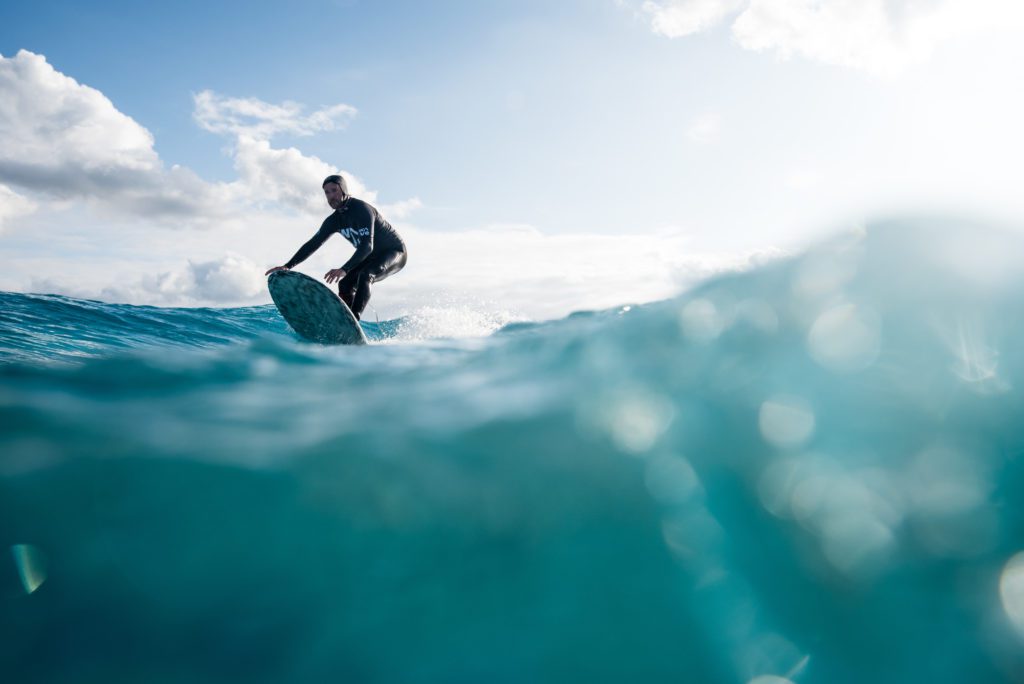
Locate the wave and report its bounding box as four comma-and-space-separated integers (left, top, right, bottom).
0, 289, 529, 365
3, 218, 1024, 682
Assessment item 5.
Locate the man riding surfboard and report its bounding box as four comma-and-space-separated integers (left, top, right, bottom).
266, 175, 407, 320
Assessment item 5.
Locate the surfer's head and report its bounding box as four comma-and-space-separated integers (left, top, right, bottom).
323, 174, 349, 210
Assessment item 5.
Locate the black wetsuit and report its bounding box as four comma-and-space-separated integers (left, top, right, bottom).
284, 198, 407, 319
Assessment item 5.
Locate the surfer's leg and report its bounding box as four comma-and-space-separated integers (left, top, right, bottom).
350, 271, 371, 320
367, 250, 407, 284
350, 250, 407, 319
337, 270, 361, 310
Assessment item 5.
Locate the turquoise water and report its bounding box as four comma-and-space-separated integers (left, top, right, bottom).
3, 219, 1024, 682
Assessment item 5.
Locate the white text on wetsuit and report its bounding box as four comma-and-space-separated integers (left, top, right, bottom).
339, 227, 370, 246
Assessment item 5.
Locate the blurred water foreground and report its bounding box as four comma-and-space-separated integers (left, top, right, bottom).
3, 217, 1024, 682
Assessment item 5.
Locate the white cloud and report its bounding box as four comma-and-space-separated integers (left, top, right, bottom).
732, 0, 934, 75
380, 197, 424, 221
193, 90, 357, 140
7, 212, 781, 319
0, 50, 232, 221
686, 113, 721, 144
379, 224, 782, 320
0, 184, 37, 229
0, 50, 157, 174
25, 253, 266, 306
138, 253, 267, 304
642, 0, 745, 37
230, 135, 338, 215
0, 51, 408, 229
633, 0, 1024, 75
783, 168, 820, 192
225, 134, 380, 217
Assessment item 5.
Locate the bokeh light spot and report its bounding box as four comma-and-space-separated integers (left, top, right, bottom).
807, 303, 881, 373
680, 298, 726, 342
739, 633, 807, 683
757, 459, 802, 517
645, 454, 700, 506
759, 396, 815, 448
661, 510, 724, 561
820, 513, 895, 577
748, 676, 795, 684
1000, 552, 1024, 638
606, 391, 674, 454
793, 248, 860, 301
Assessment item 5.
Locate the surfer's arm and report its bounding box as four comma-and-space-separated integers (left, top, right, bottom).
283, 228, 331, 270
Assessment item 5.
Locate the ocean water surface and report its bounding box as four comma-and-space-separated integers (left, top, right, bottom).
3, 218, 1024, 682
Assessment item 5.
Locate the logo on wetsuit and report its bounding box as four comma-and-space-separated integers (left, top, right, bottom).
339, 226, 370, 246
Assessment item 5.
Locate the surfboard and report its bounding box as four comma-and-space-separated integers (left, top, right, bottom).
267, 270, 368, 345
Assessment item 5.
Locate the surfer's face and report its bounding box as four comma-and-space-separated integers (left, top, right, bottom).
324, 182, 346, 210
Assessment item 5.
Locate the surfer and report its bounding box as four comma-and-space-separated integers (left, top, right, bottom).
265, 175, 407, 320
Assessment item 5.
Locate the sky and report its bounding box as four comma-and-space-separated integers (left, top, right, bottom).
2, 0, 1023, 320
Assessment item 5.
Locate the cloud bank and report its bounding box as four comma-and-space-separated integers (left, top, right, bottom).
634, 0, 1024, 75
25, 224, 778, 319
0, 50, 230, 221
379, 225, 783, 320
0, 50, 376, 225
0, 49, 766, 320
137, 253, 267, 305
0, 184, 36, 230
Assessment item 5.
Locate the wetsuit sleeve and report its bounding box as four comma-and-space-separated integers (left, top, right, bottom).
339, 207, 375, 272
284, 225, 331, 269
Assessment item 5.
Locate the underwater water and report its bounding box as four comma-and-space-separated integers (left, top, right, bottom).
3, 218, 1024, 683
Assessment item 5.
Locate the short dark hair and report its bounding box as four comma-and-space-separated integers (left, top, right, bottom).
322, 174, 348, 196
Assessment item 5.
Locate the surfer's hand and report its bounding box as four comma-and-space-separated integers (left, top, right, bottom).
265, 266, 289, 276
325, 268, 347, 284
